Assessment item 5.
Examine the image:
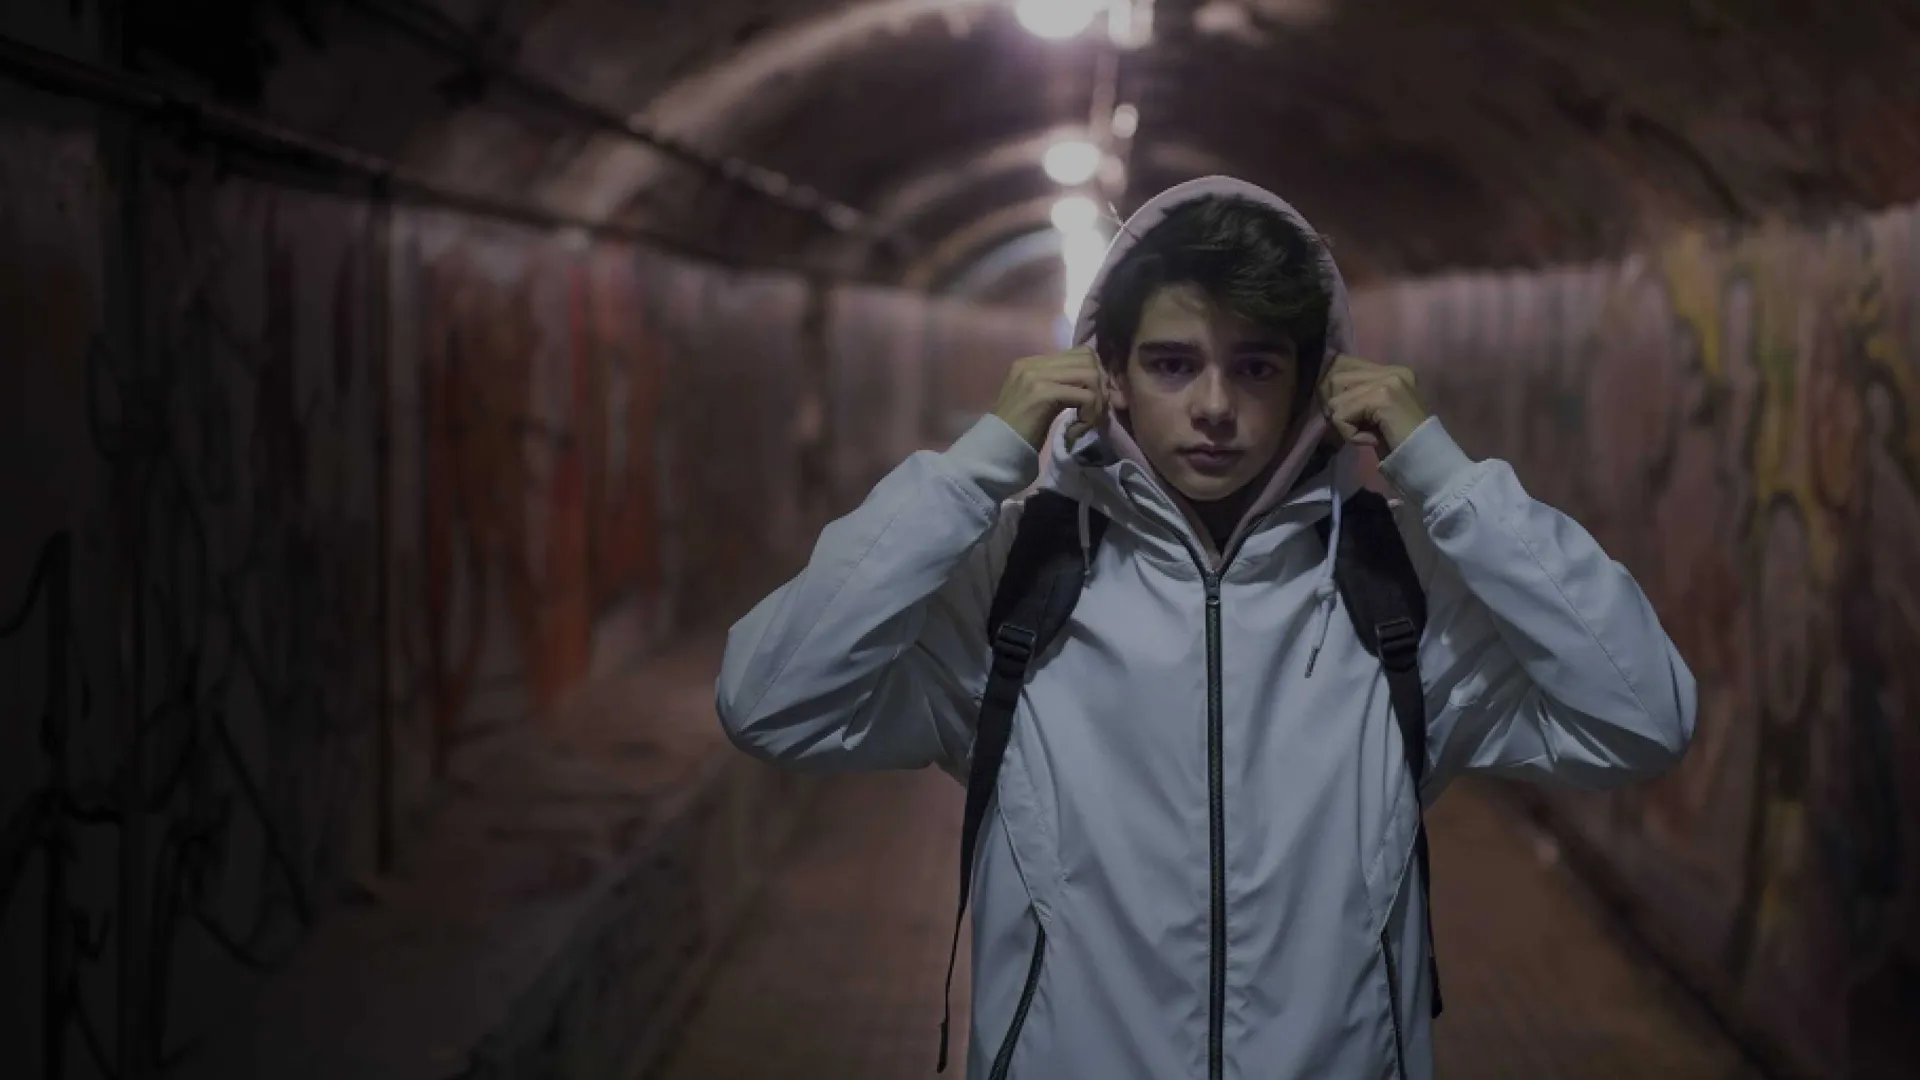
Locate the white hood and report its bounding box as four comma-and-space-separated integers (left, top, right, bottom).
1070, 175, 1356, 365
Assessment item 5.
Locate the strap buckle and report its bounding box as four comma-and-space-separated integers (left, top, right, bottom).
991, 623, 1038, 677
1375, 616, 1419, 671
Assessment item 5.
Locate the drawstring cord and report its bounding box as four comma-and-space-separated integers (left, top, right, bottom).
1305, 454, 1346, 678
1070, 437, 1347, 673
1077, 498, 1093, 578
1305, 577, 1338, 678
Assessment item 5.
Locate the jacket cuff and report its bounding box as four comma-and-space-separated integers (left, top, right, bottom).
1379, 416, 1478, 511
941, 413, 1041, 502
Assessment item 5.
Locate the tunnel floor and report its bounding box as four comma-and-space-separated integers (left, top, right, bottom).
650, 770, 1767, 1080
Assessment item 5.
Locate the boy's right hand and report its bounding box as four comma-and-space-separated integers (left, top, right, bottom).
991, 346, 1108, 450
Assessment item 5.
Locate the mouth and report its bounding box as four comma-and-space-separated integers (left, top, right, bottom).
1177, 446, 1244, 475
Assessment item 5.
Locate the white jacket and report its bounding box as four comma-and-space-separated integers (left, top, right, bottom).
716, 178, 1697, 1080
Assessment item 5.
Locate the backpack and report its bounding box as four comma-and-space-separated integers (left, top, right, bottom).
936, 488, 1442, 1072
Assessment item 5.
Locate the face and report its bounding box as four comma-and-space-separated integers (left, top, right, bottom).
1110, 283, 1301, 503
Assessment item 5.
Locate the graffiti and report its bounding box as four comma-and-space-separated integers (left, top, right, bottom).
397, 235, 681, 769
0, 98, 1048, 1080
1, 534, 99, 1079
0, 142, 382, 1076
1365, 202, 1920, 1077
578, 249, 664, 627
410, 243, 543, 768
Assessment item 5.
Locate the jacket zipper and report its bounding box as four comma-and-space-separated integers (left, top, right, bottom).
1175, 508, 1276, 1080
1381, 926, 1409, 1080
989, 921, 1048, 1080
1204, 569, 1227, 1080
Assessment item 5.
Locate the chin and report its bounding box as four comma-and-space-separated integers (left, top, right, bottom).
1167, 467, 1257, 504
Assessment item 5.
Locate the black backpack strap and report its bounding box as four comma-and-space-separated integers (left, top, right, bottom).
1316, 490, 1444, 1019
938, 490, 1107, 1072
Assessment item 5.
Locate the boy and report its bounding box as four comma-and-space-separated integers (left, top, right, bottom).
716, 176, 1695, 1079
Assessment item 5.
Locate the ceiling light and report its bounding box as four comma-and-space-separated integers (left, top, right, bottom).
1194, 0, 1265, 44
1110, 103, 1138, 139
1016, 0, 1104, 40
1043, 139, 1102, 185
1051, 194, 1099, 234
1109, 0, 1155, 47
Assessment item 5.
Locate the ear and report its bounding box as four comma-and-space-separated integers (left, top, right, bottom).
1108, 361, 1131, 410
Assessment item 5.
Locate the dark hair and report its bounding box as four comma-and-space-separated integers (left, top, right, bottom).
1086, 195, 1332, 394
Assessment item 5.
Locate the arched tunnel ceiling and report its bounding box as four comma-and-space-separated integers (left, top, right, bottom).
142, 0, 1920, 304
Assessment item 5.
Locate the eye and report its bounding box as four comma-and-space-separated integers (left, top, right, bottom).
1237, 356, 1285, 380
1148, 356, 1197, 377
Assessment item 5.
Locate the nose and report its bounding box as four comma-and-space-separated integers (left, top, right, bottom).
1191, 366, 1234, 428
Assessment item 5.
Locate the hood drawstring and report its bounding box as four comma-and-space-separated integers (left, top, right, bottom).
1077, 498, 1094, 578
1305, 455, 1346, 678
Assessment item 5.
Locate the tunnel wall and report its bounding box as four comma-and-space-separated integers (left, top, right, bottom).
0, 95, 1052, 1079
1350, 204, 1920, 1079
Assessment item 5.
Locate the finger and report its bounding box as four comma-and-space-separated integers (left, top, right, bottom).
1324, 403, 1378, 448
1040, 381, 1098, 410
1325, 381, 1389, 418
1325, 364, 1413, 400
1326, 352, 1385, 371
1071, 380, 1111, 441
1031, 345, 1097, 367
1318, 351, 1360, 382
1058, 385, 1099, 443
1318, 363, 1396, 399
1317, 350, 1400, 382
1068, 403, 1102, 443
1038, 355, 1102, 389
1326, 411, 1375, 448
1014, 348, 1090, 378
1318, 382, 1399, 438
1324, 385, 1386, 445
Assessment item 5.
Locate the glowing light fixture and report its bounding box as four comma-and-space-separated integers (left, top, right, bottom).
1111, 103, 1139, 139
1109, 0, 1154, 47
1016, 0, 1105, 40
1050, 194, 1099, 233
1043, 138, 1102, 186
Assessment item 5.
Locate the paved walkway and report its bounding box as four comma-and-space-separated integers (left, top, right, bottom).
178, 639, 808, 1080
652, 770, 1767, 1080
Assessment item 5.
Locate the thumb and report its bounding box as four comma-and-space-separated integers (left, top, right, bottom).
1066, 363, 1108, 442
1066, 409, 1091, 443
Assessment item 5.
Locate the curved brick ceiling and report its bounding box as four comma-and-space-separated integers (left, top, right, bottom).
141, 0, 1920, 301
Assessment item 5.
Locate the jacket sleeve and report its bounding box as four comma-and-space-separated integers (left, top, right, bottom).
1376, 418, 1698, 801
714, 414, 1035, 777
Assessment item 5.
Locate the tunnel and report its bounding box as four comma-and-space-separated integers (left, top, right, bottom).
3, 1, 1919, 1078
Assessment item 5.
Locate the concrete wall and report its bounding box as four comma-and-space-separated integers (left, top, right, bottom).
1352, 205, 1920, 1079
0, 64, 1053, 1080
24, 6, 1916, 1077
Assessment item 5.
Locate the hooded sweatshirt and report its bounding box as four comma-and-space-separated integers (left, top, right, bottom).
715, 177, 1697, 1080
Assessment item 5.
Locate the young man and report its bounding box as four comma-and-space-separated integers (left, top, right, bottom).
715, 177, 1696, 1080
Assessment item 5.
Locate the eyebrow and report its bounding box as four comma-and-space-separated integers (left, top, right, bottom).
1136, 339, 1293, 355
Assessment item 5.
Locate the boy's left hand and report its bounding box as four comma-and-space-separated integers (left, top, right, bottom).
1317, 353, 1430, 454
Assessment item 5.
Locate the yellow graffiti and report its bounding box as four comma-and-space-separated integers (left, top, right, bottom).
1660, 228, 1725, 379
1657, 228, 1842, 581
1370, 200, 1920, 1063
1748, 229, 1844, 584
1861, 230, 1920, 483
